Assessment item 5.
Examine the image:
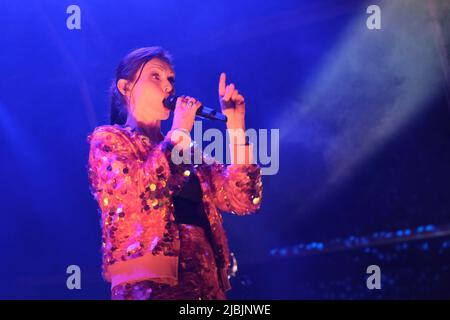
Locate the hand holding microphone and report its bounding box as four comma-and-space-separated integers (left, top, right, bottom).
163, 95, 228, 124
163, 96, 201, 151
169, 95, 203, 133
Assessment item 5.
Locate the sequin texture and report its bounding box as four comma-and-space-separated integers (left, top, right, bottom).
111, 224, 226, 300
87, 124, 263, 295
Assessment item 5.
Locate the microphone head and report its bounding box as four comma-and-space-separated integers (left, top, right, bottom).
163, 95, 178, 110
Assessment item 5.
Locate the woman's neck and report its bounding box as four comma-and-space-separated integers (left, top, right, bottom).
125, 116, 164, 144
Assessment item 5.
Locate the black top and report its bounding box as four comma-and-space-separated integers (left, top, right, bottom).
172, 171, 211, 230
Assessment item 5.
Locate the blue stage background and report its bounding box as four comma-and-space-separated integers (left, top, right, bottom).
1, 0, 449, 299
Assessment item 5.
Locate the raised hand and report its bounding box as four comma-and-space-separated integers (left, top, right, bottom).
218, 72, 246, 131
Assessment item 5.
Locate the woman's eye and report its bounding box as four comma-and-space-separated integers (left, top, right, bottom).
151, 73, 160, 80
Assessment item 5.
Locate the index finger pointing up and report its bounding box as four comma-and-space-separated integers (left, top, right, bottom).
219, 72, 226, 97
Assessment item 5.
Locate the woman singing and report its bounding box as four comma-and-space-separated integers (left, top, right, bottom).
87, 47, 263, 300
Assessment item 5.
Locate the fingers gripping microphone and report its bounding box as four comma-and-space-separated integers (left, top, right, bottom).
163, 95, 228, 122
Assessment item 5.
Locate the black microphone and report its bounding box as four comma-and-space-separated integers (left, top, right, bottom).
163, 95, 228, 122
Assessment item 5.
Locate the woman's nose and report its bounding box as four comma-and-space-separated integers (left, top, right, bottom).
163, 83, 173, 94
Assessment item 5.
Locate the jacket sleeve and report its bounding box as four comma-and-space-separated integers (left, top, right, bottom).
207, 143, 263, 215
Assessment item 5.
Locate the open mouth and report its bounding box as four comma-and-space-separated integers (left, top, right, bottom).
162, 95, 176, 111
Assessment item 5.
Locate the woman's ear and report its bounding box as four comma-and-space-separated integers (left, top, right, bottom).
117, 79, 130, 97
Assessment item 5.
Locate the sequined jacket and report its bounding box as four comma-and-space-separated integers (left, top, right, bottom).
87, 125, 263, 291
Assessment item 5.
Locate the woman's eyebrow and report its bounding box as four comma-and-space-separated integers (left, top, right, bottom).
149, 65, 175, 78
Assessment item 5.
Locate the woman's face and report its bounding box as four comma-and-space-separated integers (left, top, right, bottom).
119, 58, 175, 123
